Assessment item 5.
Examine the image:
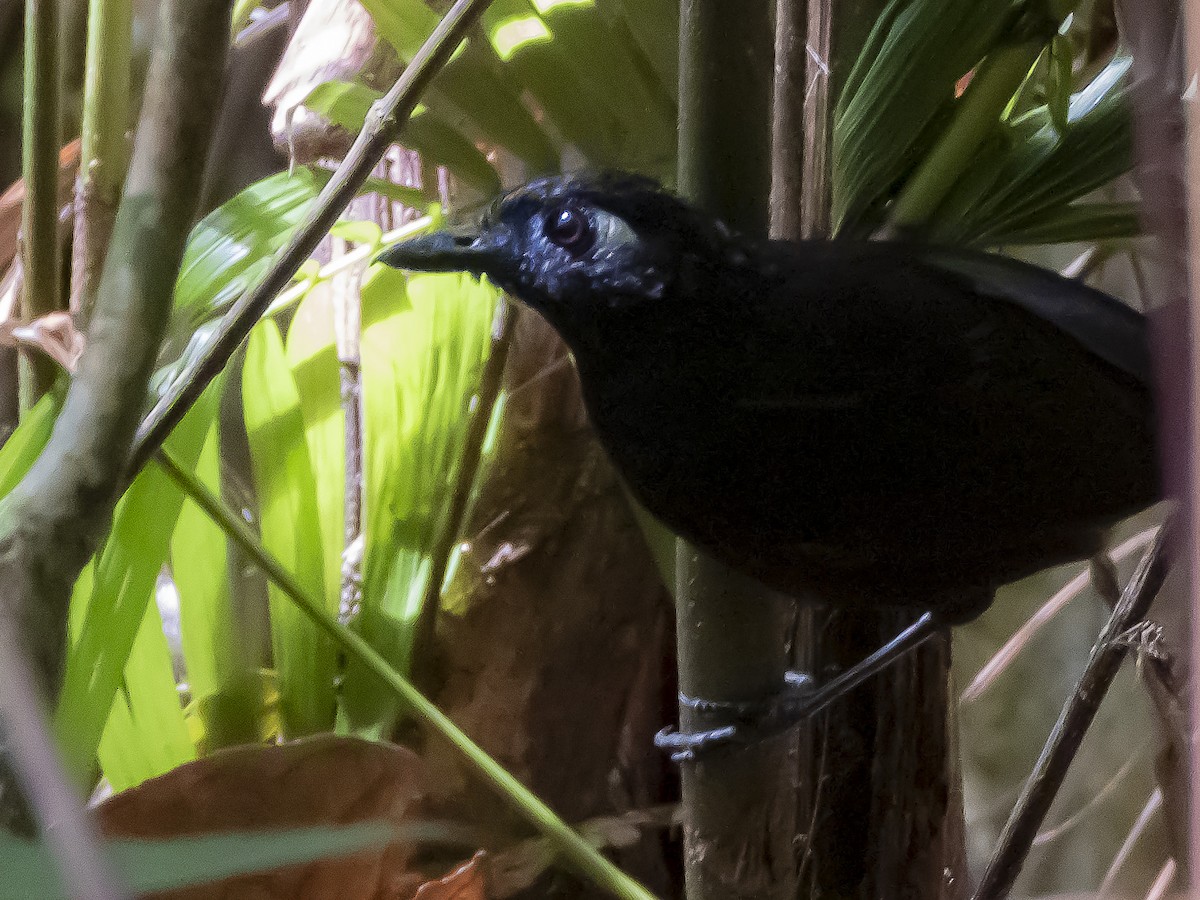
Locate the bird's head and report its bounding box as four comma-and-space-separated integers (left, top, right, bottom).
377, 172, 742, 342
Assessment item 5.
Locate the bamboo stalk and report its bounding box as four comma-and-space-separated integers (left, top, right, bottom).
71, 0, 133, 324
20, 0, 63, 401
675, 3, 796, 898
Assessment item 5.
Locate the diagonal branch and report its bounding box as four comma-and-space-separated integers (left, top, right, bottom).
128, 0, 497, 478
972, 521, 1174, 900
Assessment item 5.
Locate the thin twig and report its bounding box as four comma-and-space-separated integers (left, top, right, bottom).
972, 521, 1174, 900
333, 236, 364, 622
960, 526, 1159, 703
1032, 737, 1149, 846
129, 0, 497, 478
412, 298, 515, 670
1144, 858, 1176, 900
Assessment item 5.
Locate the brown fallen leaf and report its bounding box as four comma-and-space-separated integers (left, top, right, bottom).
413, 852, 486, 900
97, 735, 438, 900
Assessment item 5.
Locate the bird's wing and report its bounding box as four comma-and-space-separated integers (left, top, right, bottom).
913, 245, 1150, 384
721, 240, 1150, 413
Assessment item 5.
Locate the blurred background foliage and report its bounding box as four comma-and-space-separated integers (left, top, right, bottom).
0, 0, 1180, 895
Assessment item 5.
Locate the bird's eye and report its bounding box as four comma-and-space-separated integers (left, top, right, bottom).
543, 204, 595, 255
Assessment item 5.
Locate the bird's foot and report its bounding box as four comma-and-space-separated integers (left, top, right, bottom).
655, 612, 941, 763
654, 671, 815, 763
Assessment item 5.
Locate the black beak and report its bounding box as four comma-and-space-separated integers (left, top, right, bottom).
376, 228, 508, 275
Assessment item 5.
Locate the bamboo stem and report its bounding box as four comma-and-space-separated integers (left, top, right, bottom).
676, 3, 795, 898
72, 0, 133, 324
20, 0, 64, 401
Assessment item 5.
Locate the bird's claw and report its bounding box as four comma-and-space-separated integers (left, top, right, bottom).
654, 670, 817, 763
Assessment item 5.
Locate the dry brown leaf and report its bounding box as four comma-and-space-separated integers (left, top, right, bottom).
10, 310, 85, 372
97, 735, 435, 900
263, 0, 383, 162
413, 852, 486, 900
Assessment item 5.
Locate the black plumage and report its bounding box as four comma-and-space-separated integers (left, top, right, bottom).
379, 172, 1158, 625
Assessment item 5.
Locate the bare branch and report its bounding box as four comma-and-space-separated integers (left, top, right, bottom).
961, 526, 1159, 703
129, 0, 498, 477
972, 522, 1174, 900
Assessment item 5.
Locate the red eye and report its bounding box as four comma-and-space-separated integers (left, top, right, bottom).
543, 204, 595, 255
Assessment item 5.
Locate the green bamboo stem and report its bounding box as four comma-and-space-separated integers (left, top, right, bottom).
72, 0, 134, 324
887, 39, 1044, 230
20, 0, 64, 403
154, 450, 657, 900
676, 2, 796, 898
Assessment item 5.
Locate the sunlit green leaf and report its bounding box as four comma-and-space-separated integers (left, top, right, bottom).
340, 267, 497, 735
172, 405, 263, 751
243, 320, 336, 737
481, 0, 626, 166
357, 0, 558, 171
0, 393, 61, 498
285, 284, 346, 649
329, 219, 384, 246
55, 390, 218, 785
97, 599, 194, 792
531, 0, 675, 174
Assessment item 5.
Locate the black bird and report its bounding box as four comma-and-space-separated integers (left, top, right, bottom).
379, 172, 1159, 745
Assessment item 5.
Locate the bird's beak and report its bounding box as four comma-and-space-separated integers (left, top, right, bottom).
376, 228, 508, 276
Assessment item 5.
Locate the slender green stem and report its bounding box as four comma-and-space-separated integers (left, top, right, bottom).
73, 0, 134, 323
20, 0, 64, 402
155, 450, 657, 900
888, 40, 1043, 230
677, 3, 796, 898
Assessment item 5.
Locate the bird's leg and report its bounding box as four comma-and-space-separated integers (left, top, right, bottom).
656, 612, 940, 761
